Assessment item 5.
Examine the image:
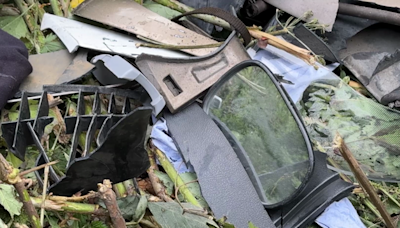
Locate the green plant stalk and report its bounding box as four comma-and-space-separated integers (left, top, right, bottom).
377, 186, 400, 208
113, 183, 127, 198
59, 0, 71, 17
25, 0, 45, 21
13, 0, 45, 54
31, 197, 106, 214
327, 157, 352, 183
49, 0, 63, 16
153, 148, 202, 208
0, 153, 42, 228
15, 181, 42, 228
137, 42, 222, 50
12, 0, 35, 32
362, 198, 383, 221
151, 0, 231, 30
360, 217, 380, 228
123, 179, 136, 196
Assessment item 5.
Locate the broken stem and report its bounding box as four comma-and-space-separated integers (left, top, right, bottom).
98, 179, 127, 228
49, 0, 62, 16
335, 134, 395, 228
126, 218, 159, 228
153, 147, 202, 208
0, 153, 42, 228
363, 198, 382, 221
47, 192, 97, 202
136, 42, 222, 50
13, 0, 45, 53
327, 157, 352, 183
147, 149, 174, 202
113, 183, 127, 198
19, 161, 58, 177
15, 181, 42, 228
123, 179, 136, 196
174, 179, 213, 220
31, 197, 107, 215
247, 27, 317, 67
25, 0, 45, 22
377, 186, 400, 209
12, 0, 35, 32
40, 165, 49, 226
59, 0, 70, 17
139, 219, 158, 228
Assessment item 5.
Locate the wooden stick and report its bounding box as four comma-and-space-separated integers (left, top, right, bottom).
31, 197, 107, 216
47, 192, 97, 202
151, 0, 316, 66
19, 161, 58, 177
147, 148, 174, 202
98, 180, 126, 228
0, 153, 42, 228
247, 27, 316, 66
335, 134, 396, 228
40, 165, 49, 226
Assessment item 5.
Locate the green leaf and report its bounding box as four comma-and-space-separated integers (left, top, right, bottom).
47, 215, 61, 228
6, 153, 23, 169
0, 184, 22, 218
148, 201, 218, 228
132, 194, 148, 222
89, 221, 108, 228
180, 172, 209, 209
142, 0, 181, 19
301, 80, 400, 180
216, 217, 235, 228
221, 223, 235, 228
116, 194, 147, 222
248, 222, 258, 228
154, 170, 174, 195
40, 34, 66, 53
0, 16, 29, 39
117, 195, 140, 220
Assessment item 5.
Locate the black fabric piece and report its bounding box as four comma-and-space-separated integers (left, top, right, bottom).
165, 103, 275, 228
48, 107, 152, 196
171, 7, 251, 45
0, 29, 32, 110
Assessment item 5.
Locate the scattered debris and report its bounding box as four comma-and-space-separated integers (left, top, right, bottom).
73, 0, 218, 56
91, 54, 165, 115
136, 31, 250, 113
335, 135, 396, 228
1, 0, 400, 227
264, 0, 339, 31
40, 13, 188, 58
20, 50, 94, 93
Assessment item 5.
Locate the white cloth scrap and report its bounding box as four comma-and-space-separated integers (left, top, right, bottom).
150, 118, 194, 173
316, 198, 366, 228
